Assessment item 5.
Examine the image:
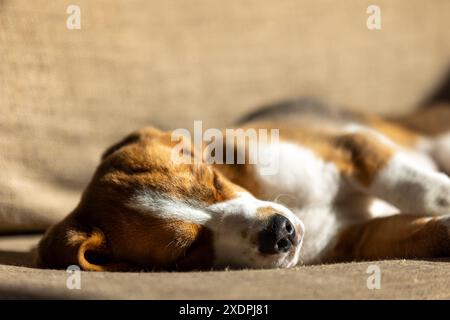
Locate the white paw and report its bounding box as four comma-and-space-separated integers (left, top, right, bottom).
432, 132, 450, 174
423, 174, 450, 216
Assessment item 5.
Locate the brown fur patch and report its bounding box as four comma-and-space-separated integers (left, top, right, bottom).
325, 215, 450, 262
332, 132, 393, 186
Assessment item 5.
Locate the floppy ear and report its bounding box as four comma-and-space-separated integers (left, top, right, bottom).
102, 127, 163, 160
36, 216, 134, 271
172, 227, 215, 271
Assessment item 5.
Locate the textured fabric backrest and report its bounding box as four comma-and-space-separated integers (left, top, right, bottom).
1, 0, 449, 232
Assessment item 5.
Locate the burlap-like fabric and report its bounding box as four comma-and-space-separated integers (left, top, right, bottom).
1, 0, 450, 232
0, 235, 449, 299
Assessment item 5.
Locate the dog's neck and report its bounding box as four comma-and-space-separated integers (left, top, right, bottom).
212, 133, 266, 199
213, 162, 263, 199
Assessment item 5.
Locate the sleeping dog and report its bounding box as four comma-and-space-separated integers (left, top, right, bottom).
37, 99, 450, 271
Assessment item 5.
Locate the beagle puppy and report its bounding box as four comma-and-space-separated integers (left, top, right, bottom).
37, 99, 450, 271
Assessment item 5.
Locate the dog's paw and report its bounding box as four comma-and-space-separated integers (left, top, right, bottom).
421, 173, 450, 216
432, 132, 450, 175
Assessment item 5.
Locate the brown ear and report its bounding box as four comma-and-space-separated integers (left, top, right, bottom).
173, 227, 215, 271
102, 127, 163, 160
36, 218, 134, 271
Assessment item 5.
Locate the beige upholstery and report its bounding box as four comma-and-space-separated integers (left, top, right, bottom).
1, 235, 450, 299
0, 0, 449, 299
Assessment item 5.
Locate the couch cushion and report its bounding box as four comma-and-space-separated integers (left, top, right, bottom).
0, 234, 449, 299
1, 0, 450, 232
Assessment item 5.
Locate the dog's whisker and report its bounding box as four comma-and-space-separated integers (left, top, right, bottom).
272, 193, 299, 204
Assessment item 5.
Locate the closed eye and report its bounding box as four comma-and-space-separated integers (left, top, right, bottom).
213, 170, 223, 193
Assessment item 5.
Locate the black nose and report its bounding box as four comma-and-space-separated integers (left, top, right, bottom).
258, 215, 296, 254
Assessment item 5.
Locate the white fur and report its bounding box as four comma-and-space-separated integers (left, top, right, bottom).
369, 153, 450, 215
253, 141, 341, 208
292, 206, 338, 264
368, 199, 399, 217
253, 141, 344, 264
129, 190, 211, 224
431, 132, 450, 174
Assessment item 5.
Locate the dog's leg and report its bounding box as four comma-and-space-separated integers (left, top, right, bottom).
323, 214, 450, 262
334, 132, 450, 216
430, 132, 450, 175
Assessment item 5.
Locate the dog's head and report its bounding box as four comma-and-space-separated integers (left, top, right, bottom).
37, 127, 304, 271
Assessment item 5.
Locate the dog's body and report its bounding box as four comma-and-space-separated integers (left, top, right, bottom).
234, 99, 450, 264
37, 98, 450, 271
